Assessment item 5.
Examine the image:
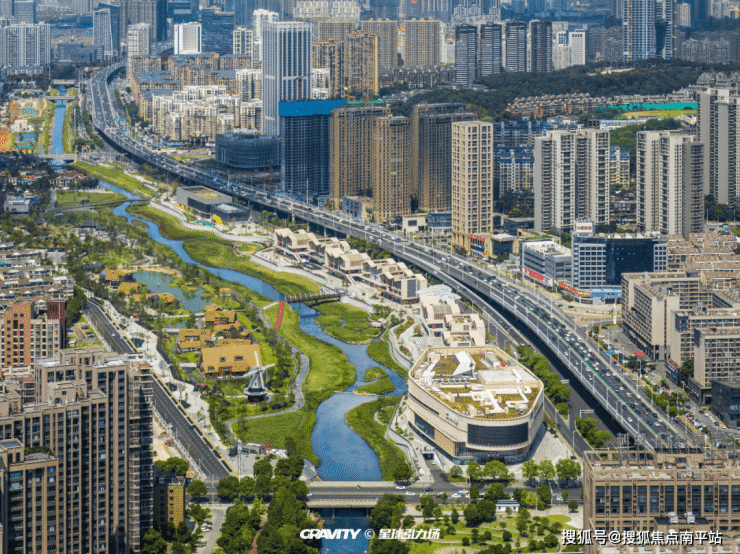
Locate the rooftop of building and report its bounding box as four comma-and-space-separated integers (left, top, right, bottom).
523, 240, 572, 257
411, 346, 541, 421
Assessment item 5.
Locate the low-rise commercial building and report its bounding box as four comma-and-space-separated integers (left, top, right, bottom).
520, 240, 572, 287
407, 346, 544, 463
419, 295, 486, 347
175, 186, 233, 215
342, 196, 374, 220
199, 339, 261, 379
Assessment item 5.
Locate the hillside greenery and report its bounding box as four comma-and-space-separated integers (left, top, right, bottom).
391, 61, 714, 120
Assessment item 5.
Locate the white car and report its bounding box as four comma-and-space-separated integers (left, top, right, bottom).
405, 491, 415, 496
395, 485, 406, 490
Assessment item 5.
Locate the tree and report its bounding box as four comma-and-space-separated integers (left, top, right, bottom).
538, 460, 555, 484
290, 479, 309, 498
420, 494, 435, 521
556, 459, 581, 486
187, 479, 208, 500
568, 500, 579, 511
522, 460, 539, 486
440, 492, 449, 504
154, 456, 190, 476
561, 490, 569, 502
544, 534, 559, 548
402, 515, 415, 528
470, 484, 480, 501
217, 476, 240, 500
503, 530, 513, 542
678, 358, 694, 384
238, 476, 256, 499
484, 482, 505, 503
141, 528, 167, 554
451, 508, 460, 524
466, 460, 482, 482
536, 484, 551, 506
186, 503, 211, 525
275, 455, 304, 481
462, 537, 470, 546
449, 466, 463, 478
392, 461, 414, 482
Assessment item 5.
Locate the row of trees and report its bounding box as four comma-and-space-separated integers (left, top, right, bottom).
516, 345, 571, 407
215, 455, 307, 501
576, 417, 613, 448
521, 458, 581, 487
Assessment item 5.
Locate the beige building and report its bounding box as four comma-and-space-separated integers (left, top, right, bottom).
410, 103, 476, 212
419, 295, 487, 347
329, 103, 391, 204
583, 449, 740, 554
316, 19, 356, 42
452, 120, 494, 250
534, 128, 610, 233
312, 38, 345, 99
403, 19, 440, 66
0, 346, 153, 553
695, 326, 740, 391
361, 19, 398, 67
346, 31, 379, 98
372, 116, 411, 221
636, 130, 704, 238
407, 346, 544, 463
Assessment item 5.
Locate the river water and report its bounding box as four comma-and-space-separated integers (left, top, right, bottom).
53, 96, 401, 551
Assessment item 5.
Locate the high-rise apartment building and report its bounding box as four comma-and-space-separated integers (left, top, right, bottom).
200, 6, 235, 54
2, 299, 65, 368
0, 22, 50, 68
479, 22, 502, 76
233, 26, 253, 61
373, 116, 410, 221
636, 130, 704, 238
233, 0, 254, 27
454, 24, 477, 87
280, 99, 347, 198
262, 21, 312, 136
252, 9, 278, 63
109, 0, 166, 43
99, 2, 121, 54
655, 0, 674, 58
451, 120, 494, 249
174, 22, 201, 54
329, 103, 391, 204
0, 0, 11, 17
569, 29, 586, 65
403, 19, 440, 66
126, 23, 150, 82
312, 38, 344, 99
346, 30, 379, 98
360, 19, 398, 68
0, 346, 153, 554
622, 0, 656, 60
534, 129, 610, 233
529, 19, 552, 72
697, 87, 740, 210
153, 471, 186, 527
316, 18, 356, 42
13, 0, 35, 23
93, 9, 116, 58
410, 103, 476, 212
505, 20, 527, 72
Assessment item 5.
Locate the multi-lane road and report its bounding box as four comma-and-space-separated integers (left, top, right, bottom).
84, 299, 234, 480
86, 59, 690, 451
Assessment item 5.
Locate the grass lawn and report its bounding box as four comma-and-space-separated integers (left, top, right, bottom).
345, 396, 405, 480
236, 303, 356, 465
364, 366, 388, 382
377, 404, 396, 426
356, 377, 395, 395
56, 190, 126, 206
129, 204, 230, 243
184, 240, 319, 298
70, 162, 156, 197
621, 108, 696, 119
314, 301, 382, 344
238, 243, 262, 255
367, 339, 408, 379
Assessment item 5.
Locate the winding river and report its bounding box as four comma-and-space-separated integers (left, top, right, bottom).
52, 96, 404, 551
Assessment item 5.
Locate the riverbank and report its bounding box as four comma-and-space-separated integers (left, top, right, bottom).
70, 161, 157, 197
367, 338, 409, 379
313, 301, 383, 345
128, 203, 320, 299
62, 99, 77, 154
345, 396, 405, 480
238, 303, 357, 465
